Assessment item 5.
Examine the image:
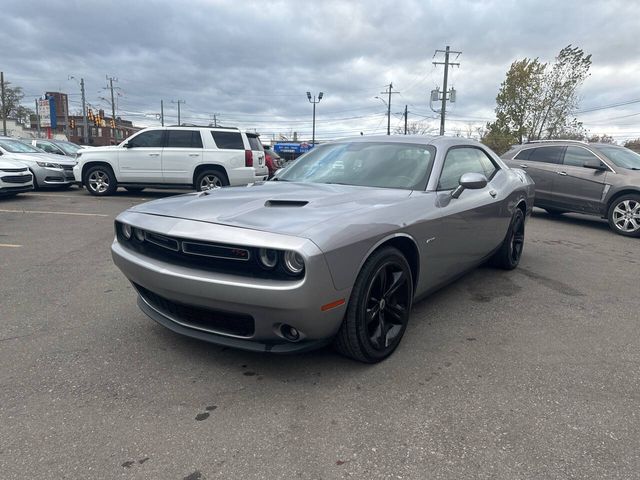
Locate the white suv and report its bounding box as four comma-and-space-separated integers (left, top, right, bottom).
73, 126, 268, 196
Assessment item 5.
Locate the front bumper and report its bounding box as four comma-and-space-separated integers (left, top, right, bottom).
111, 213, 350, 353
33, 166, 75, 187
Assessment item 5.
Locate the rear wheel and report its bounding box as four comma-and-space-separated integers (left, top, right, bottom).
85, 165, 117, 196
334, 247, 413, 363
490, 208, 525, 270
195, 169, 228, 191
607, 195, 640, 237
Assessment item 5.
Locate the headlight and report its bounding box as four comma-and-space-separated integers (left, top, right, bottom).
133, 228, 145, 242
258, 248, 278, 269
121, 223, 132, 240
283, 250, 304, 275
36, 161, 61, 169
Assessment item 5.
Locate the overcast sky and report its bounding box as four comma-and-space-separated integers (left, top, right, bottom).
2, 0, 640, 142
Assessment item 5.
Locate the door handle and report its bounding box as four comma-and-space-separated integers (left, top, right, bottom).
519, 164, 528, 169
188, 153, 199, 157
148, 153, 160, 157
489, 190, 497, 198
557, 171, 567, 176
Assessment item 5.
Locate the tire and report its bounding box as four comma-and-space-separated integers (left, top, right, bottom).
607, 194, 640, 237
85, 165, 117, 196
195, 169, 229, 191
490, 208, 526, 270
334, 247, 413, 363
124, 187, 145, 193
544, 208, 567, 215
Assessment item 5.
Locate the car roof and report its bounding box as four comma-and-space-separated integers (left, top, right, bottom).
330, 134, 485, 148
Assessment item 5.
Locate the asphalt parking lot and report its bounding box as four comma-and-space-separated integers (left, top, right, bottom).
1, 187, 639, 480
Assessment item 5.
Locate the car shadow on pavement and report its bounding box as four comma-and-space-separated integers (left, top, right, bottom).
532, 208, 610, 232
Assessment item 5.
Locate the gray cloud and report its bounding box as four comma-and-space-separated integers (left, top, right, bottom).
2, 0, 639, 141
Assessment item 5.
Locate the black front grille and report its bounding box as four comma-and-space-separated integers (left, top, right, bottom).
134, 283, 255, 337
2, 174, 32, 183
61, 164, 74, 171
0, 168, 28, 173
115, 222, 304, 281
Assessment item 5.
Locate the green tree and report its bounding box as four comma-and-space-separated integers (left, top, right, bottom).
0, 80, 34, 125
393, 120, 435, 135
588, 133, 615, 144
484, 45, 592, 146
623, 138, 640, 152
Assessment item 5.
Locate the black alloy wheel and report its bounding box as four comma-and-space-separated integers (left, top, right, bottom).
490, 208, 526, 270
334, 247, 413, 363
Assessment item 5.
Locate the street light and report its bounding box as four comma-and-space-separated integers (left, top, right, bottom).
307, 91, 323, 145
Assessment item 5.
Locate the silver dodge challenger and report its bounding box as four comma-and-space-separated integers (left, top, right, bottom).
112, 136, 534, 362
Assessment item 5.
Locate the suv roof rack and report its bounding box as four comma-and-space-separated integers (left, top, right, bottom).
165, 124, 239, 130
525, 139, 587, 145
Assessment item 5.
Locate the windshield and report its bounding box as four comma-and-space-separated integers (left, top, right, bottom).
0, 139, 42, 153
277, 142, 435, 190
595, 146, 640, 170
56, 141, 82, 155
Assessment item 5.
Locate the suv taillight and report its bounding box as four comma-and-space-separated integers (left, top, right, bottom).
245, 150, 253, 167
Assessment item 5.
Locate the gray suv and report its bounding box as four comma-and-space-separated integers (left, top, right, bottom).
502, 140, 640, 237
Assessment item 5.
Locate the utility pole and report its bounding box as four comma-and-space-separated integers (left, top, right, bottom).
404, 105, 408, 135
1, 72, 6, 136
380, 83, 399, 135
35, 99, 41, 137
171, 100, 185, 125
160, 100, 164, 126
106, 76, 118, 141
433, 46, 461, 135
80, 78, 88, 144
63, 93, 70, 139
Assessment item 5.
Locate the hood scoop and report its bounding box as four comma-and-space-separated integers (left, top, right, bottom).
264, 200, 309, 208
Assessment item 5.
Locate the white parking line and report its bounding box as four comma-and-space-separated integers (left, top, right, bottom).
27, 193, 150, 201
0, 243, 22, 248
0, 209, 109, 217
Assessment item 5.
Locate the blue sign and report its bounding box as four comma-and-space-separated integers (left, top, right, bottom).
48, 96, 57, 129
274, 142, 314, 154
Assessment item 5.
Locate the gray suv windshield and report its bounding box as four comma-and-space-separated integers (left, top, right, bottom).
595, 146, 640, 170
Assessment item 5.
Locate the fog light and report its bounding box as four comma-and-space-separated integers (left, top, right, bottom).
133, 228, 145, 242
283, 251, 304, 275
122, 223, 132, 239
281, 324, 300, 341
258, 248, 278, 269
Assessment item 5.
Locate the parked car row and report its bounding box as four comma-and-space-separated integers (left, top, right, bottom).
0, 137, 80, 196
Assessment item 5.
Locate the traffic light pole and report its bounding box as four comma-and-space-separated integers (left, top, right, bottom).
81, 78, 89, 144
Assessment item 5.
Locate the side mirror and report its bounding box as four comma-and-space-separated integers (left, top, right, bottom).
451, 172, 488, 199
583, 159, 607, 171
123, 142, 132, 148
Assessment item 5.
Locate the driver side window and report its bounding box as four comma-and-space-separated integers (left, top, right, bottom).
128, 130, 164, 148
438, 147, 497, 190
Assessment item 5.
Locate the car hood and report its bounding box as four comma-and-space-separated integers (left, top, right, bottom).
130, 182, 412, 237
5, 152, 77, 166
0, 158, 30, 169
